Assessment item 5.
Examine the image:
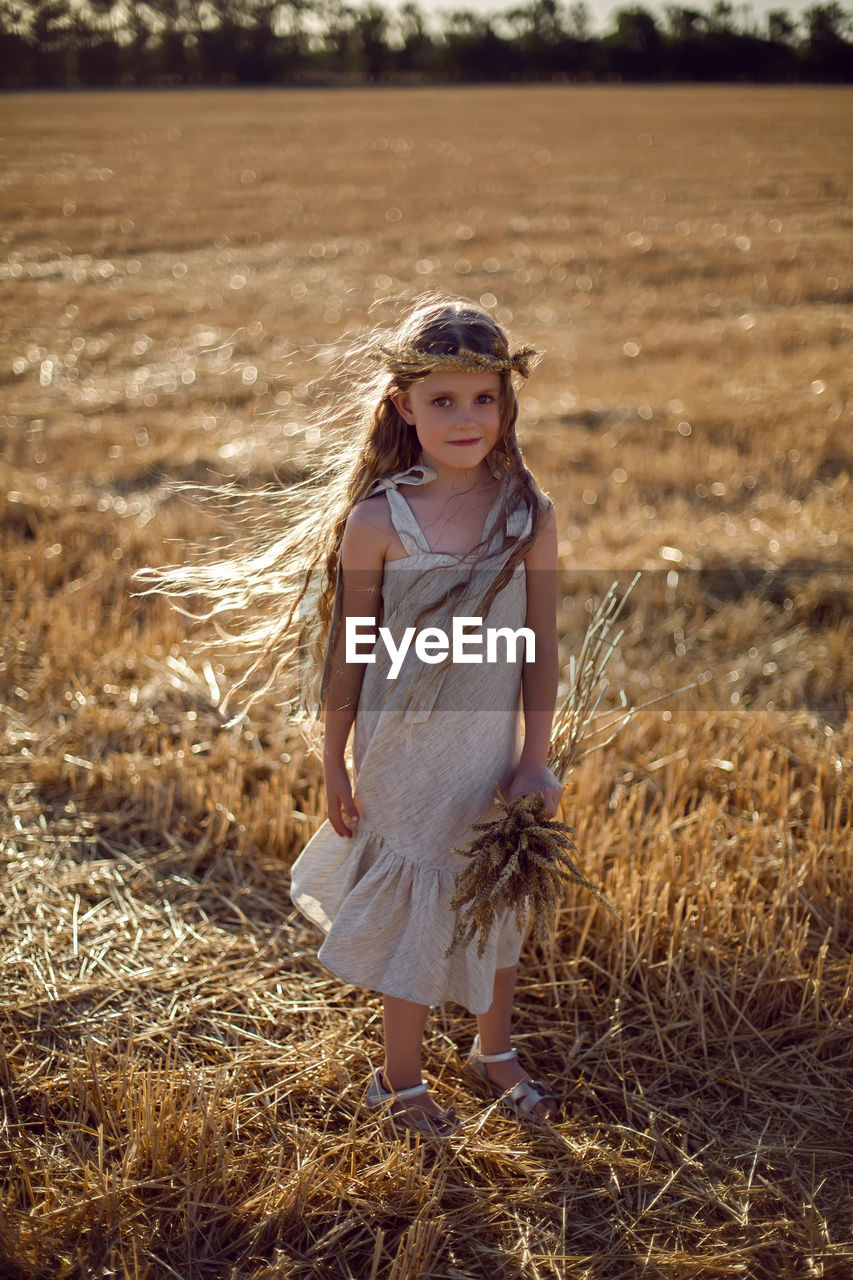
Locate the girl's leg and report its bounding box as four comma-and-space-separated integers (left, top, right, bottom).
476, 963, 518, 1056
475, 964, 558, 1119
382, 994, 446, 1120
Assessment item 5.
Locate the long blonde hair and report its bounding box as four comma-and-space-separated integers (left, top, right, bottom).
137, 294, 547, 718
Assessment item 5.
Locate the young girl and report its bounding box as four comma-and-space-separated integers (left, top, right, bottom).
142, 293, 562, 1134
289, 296, 563, 1134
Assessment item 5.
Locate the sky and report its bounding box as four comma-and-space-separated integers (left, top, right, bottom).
422, 0, 817, 37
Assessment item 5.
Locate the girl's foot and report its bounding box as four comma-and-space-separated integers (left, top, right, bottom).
466, 1038, 560, 1121
366, 1069, 460, 1135
478, 1056, 559, 1119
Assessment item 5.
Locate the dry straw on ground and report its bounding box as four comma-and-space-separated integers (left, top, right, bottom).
2, 88, 852, 1278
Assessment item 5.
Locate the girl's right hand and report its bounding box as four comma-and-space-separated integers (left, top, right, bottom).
324, 757, 361, 837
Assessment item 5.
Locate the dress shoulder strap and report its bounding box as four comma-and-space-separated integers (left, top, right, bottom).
364, 464, 436, 557
505, 502, 533, 541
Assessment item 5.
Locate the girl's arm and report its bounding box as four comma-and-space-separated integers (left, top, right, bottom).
322, 501, 387, 836
506, 503, 562, 815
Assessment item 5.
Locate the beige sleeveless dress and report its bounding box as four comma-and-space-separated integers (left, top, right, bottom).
290, 464, 531, 1015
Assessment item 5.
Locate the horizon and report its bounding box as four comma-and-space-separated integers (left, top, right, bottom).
419, 0, 822, 36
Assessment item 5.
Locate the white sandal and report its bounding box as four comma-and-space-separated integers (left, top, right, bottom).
365, 1068, 461, 1136
465, 1035, 561, 1121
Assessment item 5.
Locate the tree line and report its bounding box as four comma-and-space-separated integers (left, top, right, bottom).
1, 0, 851, 89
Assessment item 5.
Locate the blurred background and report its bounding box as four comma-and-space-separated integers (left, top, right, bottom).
1, 1, 852, 89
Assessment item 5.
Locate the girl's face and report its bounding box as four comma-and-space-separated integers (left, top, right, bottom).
391, 371, 502, 474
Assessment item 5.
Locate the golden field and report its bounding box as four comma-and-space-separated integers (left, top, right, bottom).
1, 87, 852, 1278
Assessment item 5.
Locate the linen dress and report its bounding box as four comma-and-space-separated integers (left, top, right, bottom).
290, 464, 533, 1015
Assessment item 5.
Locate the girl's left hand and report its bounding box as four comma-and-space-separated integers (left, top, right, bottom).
505, 764, 563, 818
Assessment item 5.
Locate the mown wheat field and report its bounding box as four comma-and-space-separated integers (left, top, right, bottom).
1, 86, 852, 1279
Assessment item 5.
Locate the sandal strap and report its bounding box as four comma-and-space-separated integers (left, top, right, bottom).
469, 1034, 518, 1065
509, 1079, 559, 1116
375, 1070, 429, 1102
424, 1105, 460, 1136
476, 1048, 519, 1063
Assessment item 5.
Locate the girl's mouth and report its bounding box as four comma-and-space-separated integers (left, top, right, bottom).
448, 438, 480, 447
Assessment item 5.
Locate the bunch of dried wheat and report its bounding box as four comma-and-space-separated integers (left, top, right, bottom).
447, 788, 614, 957
450, 578, 649, 956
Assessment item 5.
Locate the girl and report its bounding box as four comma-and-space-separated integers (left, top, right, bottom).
142, 294, 562, 1135
289, 296, 563, 1134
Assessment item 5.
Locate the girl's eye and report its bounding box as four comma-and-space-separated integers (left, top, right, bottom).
432, 397, 451, 407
